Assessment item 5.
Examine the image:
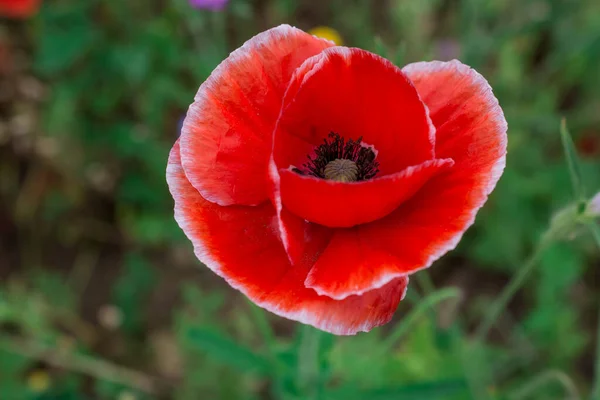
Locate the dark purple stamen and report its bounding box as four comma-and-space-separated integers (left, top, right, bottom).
293, 132, 380, 181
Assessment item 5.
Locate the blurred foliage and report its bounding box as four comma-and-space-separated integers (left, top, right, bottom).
1, 0, 600, 399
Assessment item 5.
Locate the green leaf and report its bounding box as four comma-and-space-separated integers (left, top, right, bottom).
372, 36, 389, 59
560, 118, 585, 202
30, 270, 76, 312
112, 253, 157, 334
186, 327, 271, 377
35, 4, 99, 75
326, 380, 468, 400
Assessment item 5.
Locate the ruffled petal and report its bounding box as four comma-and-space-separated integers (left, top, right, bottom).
279, 158, 453, 228
168, 140, 408, 335
403, 60, 507, 181
394, 60, 507, 263
272, 47, 435, 177
305, 228, 408, 300
180, 25, 333, 206
276, 206, 333, 265
306, 60, 507, 300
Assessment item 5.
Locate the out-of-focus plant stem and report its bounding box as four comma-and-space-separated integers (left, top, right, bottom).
298, 325, 322, 400
416, 270, 436, 296
382, 287, 462, 351
473, 236, 552, 342
588, 222, 600, 400
247, 302, 287, 398
0, 335, 163, 394
415, 271, 440, 323
510, 369, 580, 400
247, 302, 277, 359
467, 228, 555, 400
560, 118, 586, 202
474, 197, 583, 342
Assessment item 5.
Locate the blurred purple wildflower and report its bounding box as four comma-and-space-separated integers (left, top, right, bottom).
435, 38, 461, 61
189, 0, 228, 11
177, 116, 185, 138
589, 192, 600, 216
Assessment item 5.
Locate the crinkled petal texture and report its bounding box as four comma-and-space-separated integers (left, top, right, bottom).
168, 141, 409, 335
272, 47, 435, 176
278, 158, 454, 228
169, 23, 506, 334
180, 25, 333, 206
304, 60, 507, 300
270, 47, 444, 266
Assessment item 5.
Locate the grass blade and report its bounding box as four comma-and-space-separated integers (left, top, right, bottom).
560, 118, 585, 202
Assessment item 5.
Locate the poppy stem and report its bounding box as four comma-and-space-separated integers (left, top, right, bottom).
414, 272, 439, 327
475, 194, 597, 344
473, 236, 553, 343
0, 335, 163, 394
297, 325, 322, 400
587, 223, 600, 400
382, 287, 462, 351
594, 305, 600, 400
247, 302, 287, 398
510, 369, 580, 400
416, 270, 436, 296
560, 118, 586, 202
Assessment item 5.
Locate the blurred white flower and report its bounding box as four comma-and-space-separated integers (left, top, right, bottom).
97, 304, 123, 331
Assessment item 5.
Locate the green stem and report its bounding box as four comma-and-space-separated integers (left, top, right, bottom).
588, 223, 600, 400
0, 335, 161, 394
382, 287, 462, 351
474, 238, 552, 342
298, 325, 322, 400
210, 6, 228, 58
560, 118, 585, 202
462, 341, 490, 400
415, 271, 439, 324
247, 302, 277, 356
416, 271, 436, 295
68, 248, 99, 301
247, 302, 287, 397
510, 369, 580, 400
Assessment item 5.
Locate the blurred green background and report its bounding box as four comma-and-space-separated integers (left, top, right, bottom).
1, 0, 600, 399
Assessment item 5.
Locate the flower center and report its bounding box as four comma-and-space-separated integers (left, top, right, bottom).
293, 132, 379, 182
324, 159, 358, 182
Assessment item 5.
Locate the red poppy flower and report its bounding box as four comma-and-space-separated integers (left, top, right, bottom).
167, 25, 507, 335
576, 130, 600, 158
0, 0, 40, 18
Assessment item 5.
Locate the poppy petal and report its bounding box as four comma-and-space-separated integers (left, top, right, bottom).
180, 25, 333, 206
278, 158, 454, 228
0, 0, 40, 18
272, 47, 435, 177
305, 228, 410, 299
396, 60, 507, 260
276, 206, 333, 265
305, 60, 507, 300
168, 141, 409, 335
